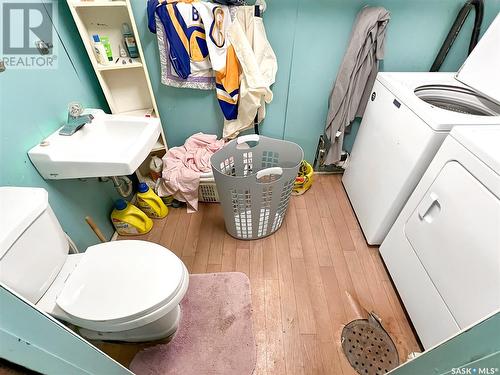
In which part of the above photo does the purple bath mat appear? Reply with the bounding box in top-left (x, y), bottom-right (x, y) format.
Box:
top-left (130, 272), bottom-right (256, 375)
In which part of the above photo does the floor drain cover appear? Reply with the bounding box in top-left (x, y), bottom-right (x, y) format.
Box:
top-left (341, 314), bottom-right (399, 375)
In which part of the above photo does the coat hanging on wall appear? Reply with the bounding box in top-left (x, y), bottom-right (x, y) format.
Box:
top-left (223, 5), bottom-right (277, 138)
top-left (324, 6), bottom-right (390, 164)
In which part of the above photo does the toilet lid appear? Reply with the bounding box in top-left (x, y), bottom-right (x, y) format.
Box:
top-left (56, 240), bottom-right (185, 323)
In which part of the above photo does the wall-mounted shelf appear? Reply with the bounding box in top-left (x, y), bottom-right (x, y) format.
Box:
top-left (67, 0), bottom-right (167, 173)
top-left (70, 1), bottom-right (127, 8)
top-left (95, 60), bottom-right (143, 71)
top-left (151, 140), bottom-right (166, 152)
top-left (120, 108), bottom-right (155, 117)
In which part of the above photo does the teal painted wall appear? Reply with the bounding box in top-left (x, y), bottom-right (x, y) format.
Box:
top-left (0, 0), bottom-right (117, 251)
top-left (0, 286), bottom-right (131, 374)
top-left (392, 312), bottom-right (500, 374)
top-left (131, 0), bottom-right (500, 162)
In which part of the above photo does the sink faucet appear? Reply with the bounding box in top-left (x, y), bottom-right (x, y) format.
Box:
top-left (59, 103), bottom-right (94, 136)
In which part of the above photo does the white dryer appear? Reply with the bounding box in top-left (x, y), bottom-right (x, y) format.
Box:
top-left (380, 125), bottom-right (500, 349)
top-left (342, 13), bottom-right (500, 245)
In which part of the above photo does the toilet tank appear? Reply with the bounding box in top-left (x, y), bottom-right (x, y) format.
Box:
top-left (0, 187), bottom-right (68, 304)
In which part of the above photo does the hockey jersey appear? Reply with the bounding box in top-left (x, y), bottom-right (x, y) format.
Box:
top-left (193, 2), bottom-right (240, 120)
top-left (154, 14), bottom-right (215, 90)
top-left (215, 45), bottom-right (240, 120)
top-left (149, 0), bottom-right (240, 121)
top-left (148, 0), bottom-right (211, 79)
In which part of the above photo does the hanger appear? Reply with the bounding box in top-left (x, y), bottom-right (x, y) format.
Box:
top-left (254, 0), bottom-right (266, 16)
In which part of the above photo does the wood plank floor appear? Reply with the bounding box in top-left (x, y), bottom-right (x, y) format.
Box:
top-left (101, 174), bottom-right (421, 374)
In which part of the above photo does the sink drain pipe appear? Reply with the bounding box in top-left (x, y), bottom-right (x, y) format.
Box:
top-left (110, 176), bottom-right (133, 197)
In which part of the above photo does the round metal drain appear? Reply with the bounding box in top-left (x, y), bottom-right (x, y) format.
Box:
top-left (341, 315), bottom-right (399, 375)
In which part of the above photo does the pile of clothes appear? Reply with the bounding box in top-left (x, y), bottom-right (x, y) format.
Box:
top-left (157, 133), bottom-right (225, 212)
top-left (147, 0), bottom-right (277, 139)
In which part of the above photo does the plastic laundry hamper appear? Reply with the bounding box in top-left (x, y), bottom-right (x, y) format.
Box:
top-left (211, 134), bottom-right (303, 240)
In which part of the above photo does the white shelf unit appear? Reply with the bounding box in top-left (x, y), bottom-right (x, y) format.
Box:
top-left (95, 60), bottom-right (143, 71)
top-left (70, 1), bottom-right (127, 7)
top-left (67, 0), bottom-right (167, 164)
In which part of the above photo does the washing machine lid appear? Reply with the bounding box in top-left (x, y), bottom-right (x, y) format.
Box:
top-left (56, 240), bottom-right (185, 323)
top-left (0, 187), bottom-right (48, 258)
top-left (451, 125), bottom-right (500, 174)
top-left (456, 13), bottom-right (500, 105)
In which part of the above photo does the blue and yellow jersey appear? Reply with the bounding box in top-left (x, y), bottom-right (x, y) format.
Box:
top-left (216, 45), bottom-right (240, 120)
top-left (148, 0), bottom-right (211, 79)
top-left (149, 0), bottom-right (240, 120)
top-left (193, 2), bottom-right (240, 120)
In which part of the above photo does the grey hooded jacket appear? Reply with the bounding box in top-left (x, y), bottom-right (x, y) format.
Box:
top-left (324, 6), bottom-right (390, 164)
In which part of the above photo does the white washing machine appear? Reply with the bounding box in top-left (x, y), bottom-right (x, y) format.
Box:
top-left (380, 125), bottom-right (500, 349)
top-left (342, 13), bottom-right (500, 245)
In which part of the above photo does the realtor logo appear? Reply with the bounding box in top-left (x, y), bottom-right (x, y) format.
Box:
top-left (1, 0), bottom-right (58, 69)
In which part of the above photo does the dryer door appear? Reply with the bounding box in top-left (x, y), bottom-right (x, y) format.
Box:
top-left (404, 160), bottom-right (500, 328)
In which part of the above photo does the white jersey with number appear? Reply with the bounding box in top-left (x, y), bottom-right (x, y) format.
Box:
top-left (192, 2), bottom-right (232, 72)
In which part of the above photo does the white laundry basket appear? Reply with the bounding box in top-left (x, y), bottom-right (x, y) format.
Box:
top-left (198, 177), bottom-right (220, 202)
top-left (211, 134), bottom-right (303, 240)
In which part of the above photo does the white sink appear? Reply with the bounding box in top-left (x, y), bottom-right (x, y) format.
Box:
top-left (28, 110), bottom-right (161, 179)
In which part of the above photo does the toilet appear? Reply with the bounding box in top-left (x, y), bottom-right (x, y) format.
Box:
top-left (0, 186), bottom-right (189, 342)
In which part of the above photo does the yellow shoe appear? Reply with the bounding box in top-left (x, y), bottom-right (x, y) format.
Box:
top-left (292, 161), bottom-right (313, 196)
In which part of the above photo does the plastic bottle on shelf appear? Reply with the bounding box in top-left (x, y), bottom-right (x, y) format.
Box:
top-left (149, 156), bottom-right (163, 182)
top-left (136, 182), bottom-right (169, 219)
top-left (118, 43), bottom-right (128, 58)
top-left (100, 36), bottom-right (113, 62)
top-left (121, 23), bottom-right (139, 58)
top-left (111, 199), bottom-right (153, 235)
top-left (91, 35), bottom-right (110, 65)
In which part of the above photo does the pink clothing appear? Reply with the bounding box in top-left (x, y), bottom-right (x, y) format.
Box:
top-left (158, 133), bottom-right (225, 212)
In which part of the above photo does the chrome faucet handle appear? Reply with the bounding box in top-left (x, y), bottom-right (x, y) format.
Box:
top-left (68, 102), bottom-right (84, 118)
top-left (60, 103), bottom-right (93, 136)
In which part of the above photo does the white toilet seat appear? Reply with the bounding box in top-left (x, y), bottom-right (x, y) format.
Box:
top-left (61, 268), bottom-right (189, 333)
top-left (55, 240), bottom-right (188, 332)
